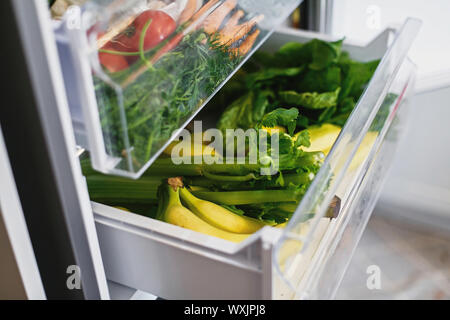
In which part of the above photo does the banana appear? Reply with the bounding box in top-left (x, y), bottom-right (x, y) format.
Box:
top-left (163, 140), bottom-right (216, 157)
top-left (159, 178), bottom-right (249, 243)
top-left (114, 206), bottom-right (130, 212)
top-left (179, 187), bottom-right (267, 234)
top-left (295, 123), bottom-right (341, 155)
top-left (349, 131), bottom-right (378, 171)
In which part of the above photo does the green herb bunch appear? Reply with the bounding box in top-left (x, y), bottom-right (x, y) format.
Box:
top-left (214, 38), bottom-right (380, 132)
top-left (95, 30), bottom-right (241, 171)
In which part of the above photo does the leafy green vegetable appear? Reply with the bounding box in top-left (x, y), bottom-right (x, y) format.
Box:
top-left (259, 108), bottom-right (299, 135)
top-left (275, 42), bottom-right (310, 67)
top-left (294, 130), bottom-right (311, 148)
top-left (96, 30), bottom-right (241, 170)
top-left (279, 88), bottom-right (341, 109)
top-left (318, 106), bottom-right (337, 123)
top-left (86, 36), bottom-right (381, 225)
top-left (270, 38), bottom-right (343, 70)
top-left (370, 93), bottom-right (398, 131)
top-left (141, 107), bottom-right (323, 223)
top-left (297, 65), bottom-right (342, 93)
top-left (246, 67), bottom-right (304, 88)
top-left (202, 37), bottom-right (380, 222)
top-left (214, 37), bottom-right (380, 132)
top-left (217, 90), bottom-right (270, 133)
top-left (339, 60), bottom-right (380, 102)
top-left (308, 39), bottom-right (344, 70)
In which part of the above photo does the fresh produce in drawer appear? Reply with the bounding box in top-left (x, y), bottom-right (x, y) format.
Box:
top-left (214, 39), bottom-right (380, 132)
top-left (297, 123), bottom-right (341, 155)
top-left (97, 9), bottom-right (176, 72)
top-left (84, 107), bottom-right (325, 227)
top-left (92, 0), bottom-right (265, 169)
top-left (98, 42), bottom-right (130, 73)
top-left (157, 178), bottom-right (250, 243)
top-left (178, 0), bottom-right (202, 24)
top-left (82, 15), bottom-right (384, 241)
top-left (179, 186), bottom-right (270, 233)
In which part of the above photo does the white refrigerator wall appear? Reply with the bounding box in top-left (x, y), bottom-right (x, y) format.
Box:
top-left (329, 0), bottom-right (450, 88)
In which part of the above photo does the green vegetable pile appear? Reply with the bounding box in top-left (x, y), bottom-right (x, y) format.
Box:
top-left (84, 37), bottom-right (380, 224)
top-left (96, 30), bottom-right (241, 171)
top-left (214, 38), bottom-right (380, 131)
top-left (83, 108), bottom-right (324, 224)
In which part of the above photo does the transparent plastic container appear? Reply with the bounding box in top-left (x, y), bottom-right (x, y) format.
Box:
top-left (55, 0), bottom-right (302, 178)
top-left (273, 18), bottom-right (422, 299)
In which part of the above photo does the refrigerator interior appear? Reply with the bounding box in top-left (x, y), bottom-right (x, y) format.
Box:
top-left (3, 0), bottom-right (429, 299)
top-left (54, 0), bottom-right (302, 178)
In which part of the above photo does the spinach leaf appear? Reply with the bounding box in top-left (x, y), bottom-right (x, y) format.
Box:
top-left (294, 130), bottom-right (311, 148)
top-left (297, 65), bottom-right (342, 93)
top-left (339, 59), bottom-right (379, 101)
top-left (339, 96), bottom-right (356, 113)
top-left (296, 114), bottom-right (310, 129)
top-left (273, 38), bottom-right (343, 70)
top-left (246, 67), bottom-right (304, 88)
top-left (318, 105), bottom-right (337, 123)
top-left (328, 112), bottom-right (352, 127)
top-left (309, 39), bottom-right (344, 70)
top-left (260, 108), bottom-right (299, 135)
top-left (279, 88), bottom-right (341, 109)
top-left (274, 42), bottom-right (311, 68)
top-left (244, 51), bottom-right (278, 70)
top-left (217, 91), bottom-right (270, 132)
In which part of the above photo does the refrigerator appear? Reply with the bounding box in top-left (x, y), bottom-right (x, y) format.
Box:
top-left (3, 0), bottom-right (446, 300)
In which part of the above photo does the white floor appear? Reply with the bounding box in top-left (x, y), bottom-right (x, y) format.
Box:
top-left (336, 86), bottom-right (450, 300)
top-left (336, 211), bottom-right (450, 299)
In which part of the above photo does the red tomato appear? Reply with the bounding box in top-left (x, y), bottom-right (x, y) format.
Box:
top-left (98, 42), bottom-right (129, 73)
top-left (114, 10), bottom-right (176, 52)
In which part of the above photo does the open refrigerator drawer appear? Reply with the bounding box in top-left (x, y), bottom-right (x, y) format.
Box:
top-left (90, 20), bottom-right (420, 299)
top-left (54, 0), bottom-right (302, 178)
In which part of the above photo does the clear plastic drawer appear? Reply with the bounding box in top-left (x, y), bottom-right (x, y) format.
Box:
top-left (54, 0), bottom-right (302, 178)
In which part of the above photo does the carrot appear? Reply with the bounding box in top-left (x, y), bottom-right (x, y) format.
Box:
top-left (178, 0), bottom-right (199, 24)
top-left (221, 9), bottom-right (244, 33)
top-left (231, 29), bottom-right (260, 57)
top-left (191, 0), bottom-right (219, 22)
top-left (218, 14), bottom-right (264, 46)
top-left (202, 0), bottom-right (237, 34)
top-left (121, 1), bottom-right (222, 88)
top-left (121, 1), bottom-right (261, 88)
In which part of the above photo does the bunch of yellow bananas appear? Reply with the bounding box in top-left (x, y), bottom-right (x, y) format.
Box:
top-left (157, 177), bottom-right (268, 243)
